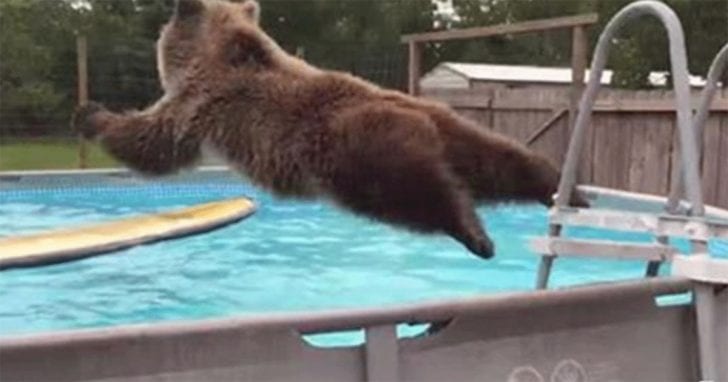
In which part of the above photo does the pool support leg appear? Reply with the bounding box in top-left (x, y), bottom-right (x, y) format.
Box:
top-left (365, 325), bottom-right (400, 382)
top-left (646, 236), bottom-right (668, 277)
top-left (694, 282), bottom-right (719, 381)
top-left (536, 255), bottom-right (555, 290)
top-left (644, 261), bottom-right (661, 277)
top-left (536, 224), bottom-right (562, 289)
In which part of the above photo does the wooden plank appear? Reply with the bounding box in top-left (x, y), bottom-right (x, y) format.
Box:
top-left (76, 34), bottom-right (89, 169)
top-left (433, 87), bottom-right (495, 129)
top-left (401, 13), bottom-right (599, 43)
top-left (490, 97), bottom-right (561, 111)
top-left (490, 88), bottom-right (532, 140)
top-left (593, 98), bottom-right (728, 112)
top-left (439, 97), bottom-right (728, 112)
top-left (423, 93), bottom-right (492, 109)
top-left (718, 112), bottom-right (728, 209)
top-left (457, 109), bottom-right (488, 126)
top-left (408, 42), bottom-right (422, 95)
top-left (495, 87), bottom-right (568, 166)
top-left (616, 112), bottom-right (634, 191)
top-left (530, 112), bottom-right (568, 166)
top-left (526, 108), bottom-right (568, 145)
top-left (592, 111), bottom-right (632, 190)
top-left (492, 110), bottom-right (533, 141)
top-left (658, 90), bottom-right (683, 204)
top-left (628, 117), bottom-right (649, 193)
top-left (628, 114), bottom-right (673, 195)
top-left (701, 114), bottom-right (722, 206)
top-left (648, 115), bottom-right (674, 195)
top-left (569, 25), bottom-right (587, 130)
top-left (425, 86), bottom-right (727, 201)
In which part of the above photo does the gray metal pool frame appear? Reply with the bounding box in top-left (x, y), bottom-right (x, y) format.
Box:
top-left (0, 277), bottom-right (711, 382)
top-left (1, 1), bottom-right (727, 381)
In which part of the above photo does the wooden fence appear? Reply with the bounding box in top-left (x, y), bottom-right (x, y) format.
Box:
top-left (422, 87), bottom-right (728, 208)
top-left (402, 13), bottom-right (596, 141)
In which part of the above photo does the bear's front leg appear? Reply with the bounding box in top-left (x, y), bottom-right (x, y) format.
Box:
top-left (71, 102), bottom-right (201, 176)
top-left (73, 102), bottom-right (109, 140)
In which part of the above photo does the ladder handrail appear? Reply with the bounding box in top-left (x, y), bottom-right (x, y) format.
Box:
top-left (554, 0), bottom-right (705, 217)
top-left (536, 6), bottom-right (726, 378)
top-left (667, 43), bottom-right (728, 212)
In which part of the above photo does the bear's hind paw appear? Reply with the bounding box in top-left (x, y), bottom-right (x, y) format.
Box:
top-left (461, 235), bottom-right (495, 260)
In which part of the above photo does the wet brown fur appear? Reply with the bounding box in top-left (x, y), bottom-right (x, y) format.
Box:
top-left (74, 0), bottom-right (583, 259)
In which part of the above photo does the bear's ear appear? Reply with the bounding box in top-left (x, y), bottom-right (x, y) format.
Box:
top-left (239, 0), bottom-right (260, 24)
top-left (226, 32), bottom-right (270, 68)
top-left (174, 0), bottom-right (204, 20)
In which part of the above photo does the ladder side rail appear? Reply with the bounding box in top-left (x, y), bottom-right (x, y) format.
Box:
top-left (667, 43), bottom-right (728, 213)
top-left (537, 0), bottom-right (703, 290)
top-left (554, 0), bottom-right (703, 216)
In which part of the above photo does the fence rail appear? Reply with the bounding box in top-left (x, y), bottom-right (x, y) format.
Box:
top-left (423, 87), bottom-right (728, 209)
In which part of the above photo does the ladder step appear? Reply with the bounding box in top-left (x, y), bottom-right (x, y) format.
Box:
top-left (549, 208), bottom-right (728, 240)
top-left (531, 237), bottom-right (676, 261)
top-left (672, 255), bottom-right (728, 284)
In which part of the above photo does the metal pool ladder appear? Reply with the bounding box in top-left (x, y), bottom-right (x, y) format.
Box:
top-left (530, 1), bottom-right (728, 381)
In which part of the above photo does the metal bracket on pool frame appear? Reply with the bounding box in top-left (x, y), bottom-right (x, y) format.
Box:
top-left (529, 2), bottom-right (728, 380)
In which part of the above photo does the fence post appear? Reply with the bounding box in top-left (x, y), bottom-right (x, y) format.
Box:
top-left (570, 25), bottom-right (587, 178)
top-left (76, 33), bottom-right (89, 169)
top-left (408, 42), bottom-right (421, 96)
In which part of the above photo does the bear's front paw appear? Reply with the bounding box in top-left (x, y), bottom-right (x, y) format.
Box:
top-left (72, 101), bottom-right (107, 139)
top-left (569, 190), bottom-right (591, 208)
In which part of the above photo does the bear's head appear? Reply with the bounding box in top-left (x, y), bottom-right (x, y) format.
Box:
top-left (156, 0), bottom-right (278, 92)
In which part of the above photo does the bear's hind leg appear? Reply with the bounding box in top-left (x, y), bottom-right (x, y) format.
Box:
top-left (326, 106), bottom-right (495, 259)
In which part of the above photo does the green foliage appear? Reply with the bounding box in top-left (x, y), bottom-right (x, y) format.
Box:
top-left (588, 0), bottom-right (727, 88)
top-left (259, 0), bottom-right (436, 86)
top-left (442, 0), bottom-right (726, 89)
top-left (80, 0), bottom-right (171, 109)
top-left (0, 0), bottom-right (725, 138)
top-left (0, 0), bottom-right (77, 134)
top-left (442, 0), bottom-right (588, 67)
top-left (609, 37), bottom-right (652, 89)
top-left (0, 0), bottom-right (173, 136)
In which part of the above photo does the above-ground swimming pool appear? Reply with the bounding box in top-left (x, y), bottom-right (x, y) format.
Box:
top-left (1, 170), bottom-right (725, 342)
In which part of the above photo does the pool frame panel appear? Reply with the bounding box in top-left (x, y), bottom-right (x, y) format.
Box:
top-left (0, 277), bottom-right (703, 382)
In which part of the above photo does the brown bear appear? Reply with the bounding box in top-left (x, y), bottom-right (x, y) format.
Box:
top-left (73, 0), bottom-right (584, 260)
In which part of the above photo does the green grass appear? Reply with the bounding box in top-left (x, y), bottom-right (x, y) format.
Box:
top-left (0, 138), bottom-right (118, 171)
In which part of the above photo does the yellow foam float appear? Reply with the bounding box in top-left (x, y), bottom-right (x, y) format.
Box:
top-left (0, 198), bottom-right (256, 270)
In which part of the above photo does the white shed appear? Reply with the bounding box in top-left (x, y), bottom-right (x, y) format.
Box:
top-left (419, 62), bottom-right (706, 91)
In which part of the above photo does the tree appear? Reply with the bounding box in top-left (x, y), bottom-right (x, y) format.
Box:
top-left (440, 0), bottom-right (586, 68)
top-left (259, 0), bottom-right (437, 88)
top-left (1, 0), bottom-right (725, 138)
top-left (0, 0), bottom-right (76, 135)
top-left (436, 0), bottom-right (727, 89)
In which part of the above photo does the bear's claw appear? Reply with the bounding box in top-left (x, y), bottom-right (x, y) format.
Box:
top-left (72, 101), bottom-right (107, 139)
top-left (464, 235), bottom-right (495, 260)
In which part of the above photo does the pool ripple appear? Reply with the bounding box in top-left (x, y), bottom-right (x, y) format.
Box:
top-left (1, 179), bottom-right (724, 338)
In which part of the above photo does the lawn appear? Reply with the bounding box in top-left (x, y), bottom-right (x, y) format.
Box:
top-left (0, 138), bottom-right (118, 171)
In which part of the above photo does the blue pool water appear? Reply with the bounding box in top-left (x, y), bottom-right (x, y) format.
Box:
top-left (0, 172), bottom-right (725, 341)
